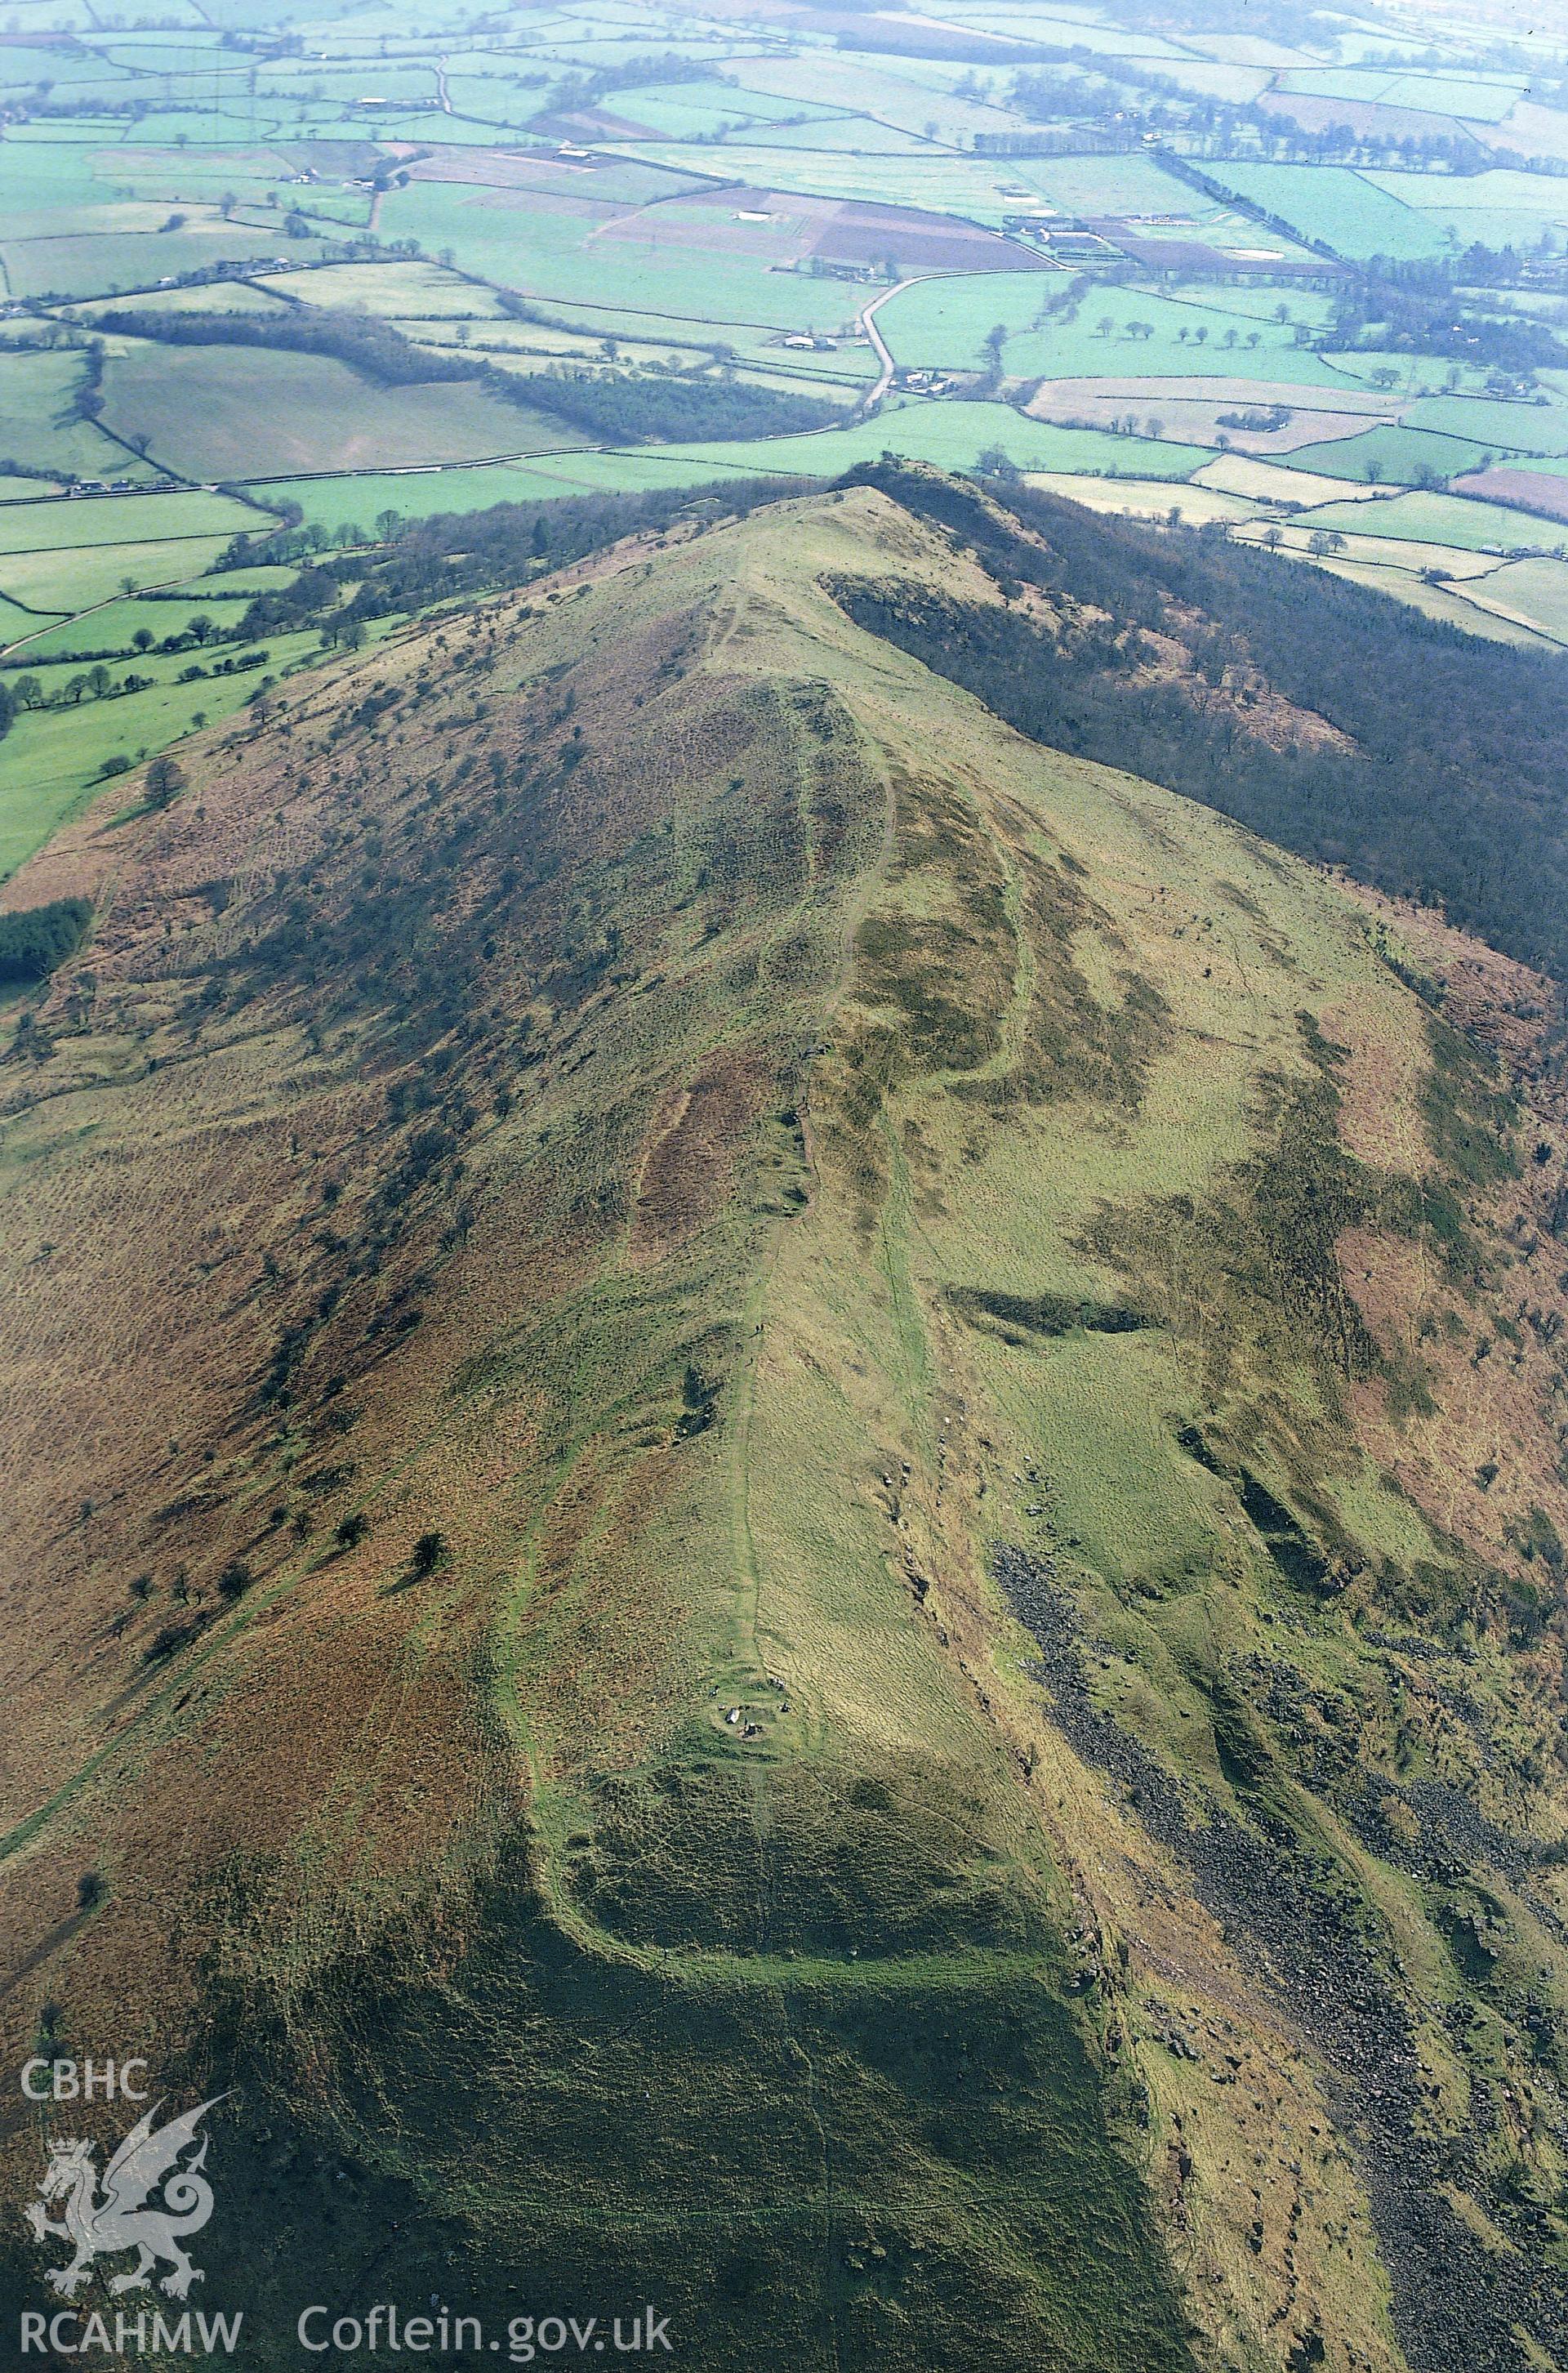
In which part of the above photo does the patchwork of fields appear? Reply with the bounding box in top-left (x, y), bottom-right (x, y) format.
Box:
top-left (6, 0), bottom-right (1568, 872)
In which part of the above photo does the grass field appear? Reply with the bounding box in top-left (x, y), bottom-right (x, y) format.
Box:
top-left (0, 620), bottom-right (326, 877)
top-left (416, 315), bottom-right (871, 386)
top-left (0, 487), bottom-right (254, 553)
top-left (0, 136), bottom-right (118, 230)
top-left (1023, 471), bottom-right (1260, 525)
top-left (1376, 72), bottom-right (1524, 118)
top-left (724, 51), bottom-right (1040, 145)
top-left (1280, 66), bottom-right (1524, 119)
top-left (424, 302), bottom-right (880, 381)
top-left (1030, 381), bottom-right (1391, 448)
top-left (1326, 349), bottom-right (1492, 398)
top-left (258, 259), bottom-right (510, 317)
top-left (74, 277), bottom-right (294, 317)
top-left (740, 115), bottom-right (934, 154)
top-left (662, 402), bottom-right (1212, 484)
top-left (627, 137), bottom-right (1215, 226)
top-left (7, 635), bottom-right (266, 703)
top-left (102, 342), bottom-right (577, 477)
top-left (0, 591), bottom-right (44, 640)
top-left (1234, 519), bottom-right (1508, 575)
top-left (1475, 99), bottom-right (1568, 166)
top-left (1460, 555), bottom-right (1568, 641)
top-left (1196, 163), bottom-right (1451, 260)
top-left (1278, 423), bottom-right (1502, 484)
top-left (1194, 453), bottom-right (1378, 504)
top-left (598, 78), bottom-right (853, 138)
top-left (0, 219), bottom-right (330, 300)
top-left (0, 348), bottom-right (150, 481)
top-left (881, 274), bottom-right (1341, 385)
top-left (1402, 393), bottom-right (1568, 455)
top-left (0, 532), bottom-right (241, 614)
top-left (1311, 551), bottom-right (1548, 646)
top-left (376, 178), bottom-right (855, 333)
top-left (261, 410), bottom-right (1206, 535)
top-left (1009, 149), bottom-right (1210, 214)
top-left (2, 587), bottom-right (269, 658)
top-left (262, 448), bottom-right (781, 536)
top-left (1290, 486), bottom-right (1568, 553)
top-left (1385, 199), bottom-right (1568, 252)
top-left (1366, 165), bottom-right (1568, 221)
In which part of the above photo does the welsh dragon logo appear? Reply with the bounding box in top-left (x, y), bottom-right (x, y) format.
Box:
top-left (26, 2096), bottom-right (225, 2301)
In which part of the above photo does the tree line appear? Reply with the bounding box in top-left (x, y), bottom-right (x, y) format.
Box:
top-left (91, 307), bottom-right (849, 445)
top-left (221, 475), bottom-right (822, 643)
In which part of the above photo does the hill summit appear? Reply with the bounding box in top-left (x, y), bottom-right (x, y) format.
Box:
top-left (3, 475), bottom-right (1568, 2373)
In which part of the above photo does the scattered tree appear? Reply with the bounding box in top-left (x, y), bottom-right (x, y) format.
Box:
top-left (144, 754), bottom-right (187, 810)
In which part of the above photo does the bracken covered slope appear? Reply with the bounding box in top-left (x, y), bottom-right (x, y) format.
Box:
top-left (3, 479), bottom-right (1568, 2373)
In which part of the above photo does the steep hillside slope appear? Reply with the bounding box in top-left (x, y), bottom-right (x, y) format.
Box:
top-left (832, 462), bottom-right (1568, 987)
top-left (2, 481), bottom-right (1568, 2373)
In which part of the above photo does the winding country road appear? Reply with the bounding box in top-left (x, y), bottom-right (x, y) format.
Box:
top-left (858, 277), bottom-right (918, 406)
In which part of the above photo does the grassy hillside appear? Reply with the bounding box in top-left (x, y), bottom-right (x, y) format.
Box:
top-left (2, 484), bottom-right (1568, 2372)
top-left (834, 464), bottom-right (1568, 986)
